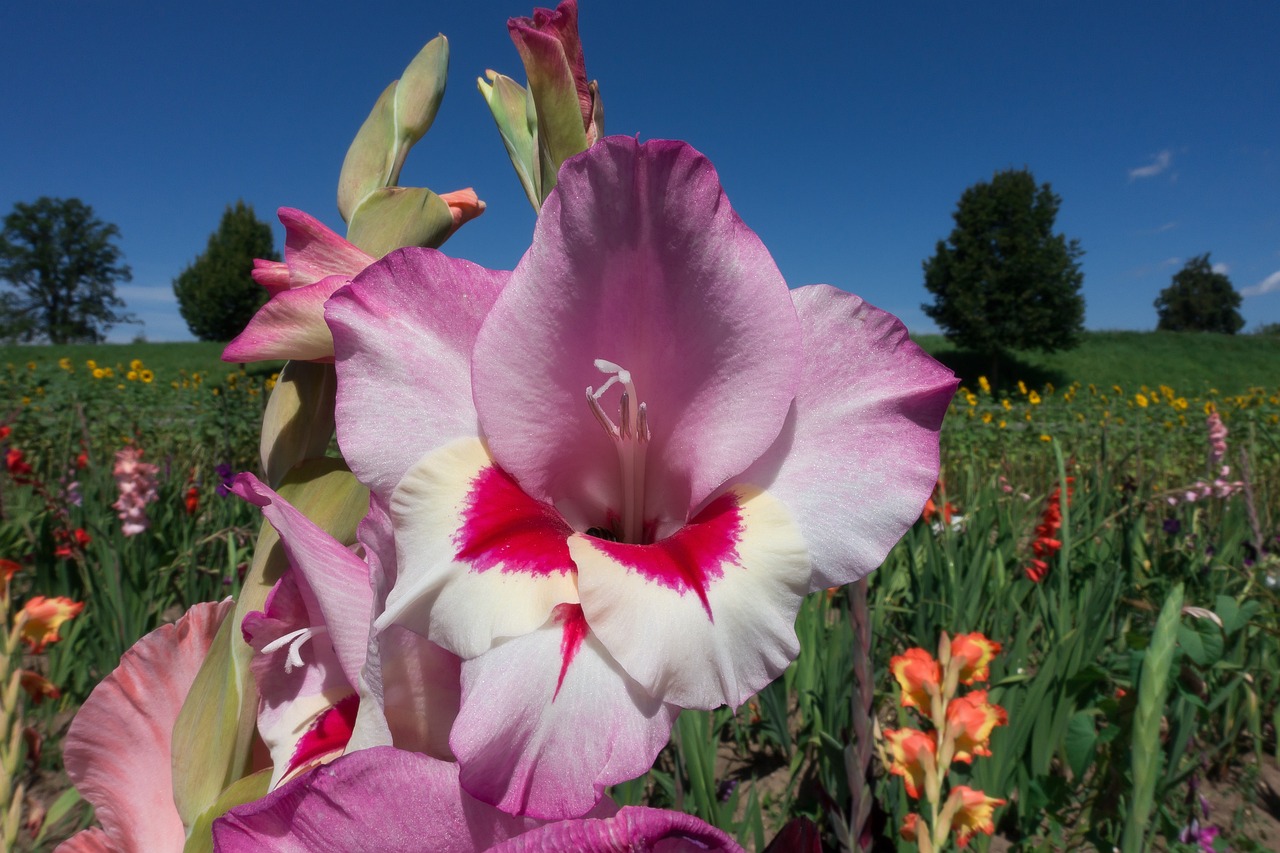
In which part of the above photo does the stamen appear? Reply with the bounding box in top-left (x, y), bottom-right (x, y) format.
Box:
top-left (260, 625), bottom-right (328, 674)
top-left (585, 359), bottom-right (652, 543)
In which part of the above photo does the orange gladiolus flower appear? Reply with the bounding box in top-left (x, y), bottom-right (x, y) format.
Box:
top-left (890, 647), bottom-right (941, 712)
top-left (944, 786), bottom-right (1006, 847)
top-left (19, 670), bottom-right (61, 704)
top-left (945, 689), bottom-right (1008, 763)
top-left (20, 596), bottom-right (84, 652)
top-left (899, 813), bottom-right (921, 842)
top-left (949, 632), bottom-right (1000, 684)
top-left (885, 727), bottom-right (937, 799)
top-left (0, 558), bottom-right (21, 583)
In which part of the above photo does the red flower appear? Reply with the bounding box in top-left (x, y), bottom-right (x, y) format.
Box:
top-left (1024, 478), bottom-right (1072, 582)
top-left (184, 486), bottom-right (200, 515)
top-left (6, 448), bottom-right (33, 482)
top-left (0, 425), bottom-right (10, 440)
top-left (75, 451), bottom-right (89, 469)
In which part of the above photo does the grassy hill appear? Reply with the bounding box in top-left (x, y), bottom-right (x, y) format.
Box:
top-left (2, 331), bottom-right (1278, 397)
top-left (912, 330), bottom-right (1280, 395)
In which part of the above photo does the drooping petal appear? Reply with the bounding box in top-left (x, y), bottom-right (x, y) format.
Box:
top-left (736, 285), bottom-right (957, 590)
top-left (223, 275), bottom-right (351, 363)
top-left (487, 805), bottom-right (744, 853)
top-left (275, 207), bottom-right (375, 290)
top-left (327, 248), bottom-right (508, 501)
top-left (53, 828), bottom-right (112, 853)
top-left (472, 137), bottom-right (803, 525)
top-left (211, 747), bottom-right (539, 853)
top-left (63, 599), bottom-right (234, 852)
top-left (450, 606), bottom-right (676, 819)
top-left (231, 473), bottom-right (372, 689)
top-left (380, 437), bottom-right (579, 659)
top-left (572, 485), bottom-right (808, 710)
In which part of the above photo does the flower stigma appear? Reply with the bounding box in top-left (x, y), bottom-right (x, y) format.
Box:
top-left (585, 358), bottom-right (650, 544)
top-left (260, 625), bottom-right (329, 673)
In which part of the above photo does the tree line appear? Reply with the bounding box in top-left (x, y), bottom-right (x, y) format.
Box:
top-left (0, 186), bottom-right (1257, 345)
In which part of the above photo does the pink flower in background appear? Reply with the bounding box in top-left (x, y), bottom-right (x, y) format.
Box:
top-left (112, 447), bottom-right (159, 536)
top-left (326, 136), bottom-right (956, 817)
top-left (1206, 410), bottom-right (1228, 464)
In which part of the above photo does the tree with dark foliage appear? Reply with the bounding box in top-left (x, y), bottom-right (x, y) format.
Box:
top-left (0, 197), bottom-right (134, 343)
top-left (1154, 254), bottom-right (1243, 334)
top-left (922, 169), bottom-right (1085, 357)
top-left (173, 201), bottom-right (278, 342)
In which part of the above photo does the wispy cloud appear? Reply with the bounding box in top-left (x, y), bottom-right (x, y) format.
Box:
top-left (1241, 270), bottom-right (1280, 298)
top-left (1128, 149), bottom-right (1173, 181)
top-left (1159, 256), bottom-right (1182, 269)
top-left (1212, 262), bottom-right (1230, 275)
top-left (1142, 221), bottom-right (1178, 235)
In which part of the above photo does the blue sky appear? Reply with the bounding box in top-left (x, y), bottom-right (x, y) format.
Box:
top-left (3, 1), bottom-right (1278, 342)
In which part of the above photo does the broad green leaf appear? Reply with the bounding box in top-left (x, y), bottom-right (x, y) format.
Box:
top-left (395, 36), bottom-right (449, 149)
top-left (1177, 619), bottom-right (1223, 667)
top-left (338, 82), bottom-right (398, 222)
top-left (259, 360), bottom-right (337, 488)
top-left (1063, 711), bottom-right (1097, 780)
top-left (183, 769), bottom-right (272, 853)
top-left (346, 186), bottom-right (455, 257)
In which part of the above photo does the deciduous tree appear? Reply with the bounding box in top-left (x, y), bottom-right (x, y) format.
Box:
top-left (173, 202), bottom-right (278, 342)
top-left (922, 169), bottom-right (1085, 356)
top-left (0, 197), bottom-right (133, 343)
top-left (1154, 254), bottom-right (1243, 334)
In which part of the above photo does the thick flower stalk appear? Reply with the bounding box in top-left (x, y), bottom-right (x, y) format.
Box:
top-left (111, 447), bottom-right (159, 537)
top-left (884, 632), bottom-right (1008, 850)
top-left (325, 136), bottom-right (956, 818)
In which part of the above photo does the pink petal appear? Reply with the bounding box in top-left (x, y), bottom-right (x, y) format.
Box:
top-left (451, 609), bottom-right (676, 819)
top-left (381, 438), bottom-right (579, 659)
top-left (736, 286), bottom-right (957, 589)
top-left (471, 137), bottom-right (802, 531)
top-left (211, 747), bottom-right (538, 852)
top-left (276, 207), bottom-right (374, 289)
top-left (63, 599), bottom-right (235, 852)
top-left (53, 828), bottom-right (112, 852)
top-left (252, 258), bottom-right (290, 296)
top-left (572, 485), bottom-right (808, 710)
top-left (231, 473), bottom-right (372, 690)
top-left (223, 274), bottom-right (349, 363)
top-left (487, 805), bottom-right (744, 853)
top-left (327, 248), bottom-right (508, 501)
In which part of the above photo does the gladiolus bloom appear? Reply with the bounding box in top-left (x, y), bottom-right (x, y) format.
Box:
top-left (885, 728), bottom-right (937, 799)
top-left (508, 0), bottom-right (600, 143)
top-left (943, 786), bottom-right (1005, 848)
top-left (112, 447), bottom-right (159, 536)
top-left (949, 633), bottom-right (1001, 685)
top-left (945, 689), bottom-right (1007, 763)
top-left (184, 486), bottom-right (199, 515)
top-left (0, 558), bottom-right (20, 583)
top-left (19, 595), bottom-right (84, 652)
top-left (899, 813), bottom-right (921, 843)
top-left (326, 136), bottom-right (956, 817)
top-left (890, 647), bottom-right (941, 712)
top-left (19, 670), bottom-right (60, 704)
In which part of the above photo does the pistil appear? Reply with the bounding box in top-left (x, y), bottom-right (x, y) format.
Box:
top-left (585, 359), bottom-right (650, 543)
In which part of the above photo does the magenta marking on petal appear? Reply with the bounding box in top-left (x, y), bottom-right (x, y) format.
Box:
top-left (586, 492), bottom-right (744, 619)
top-left (552, 603), bottom-right (588, 701)
top-left (285, 693), bottom-right (359, 778)
top-left (454, 465), bottom-right (576, 577)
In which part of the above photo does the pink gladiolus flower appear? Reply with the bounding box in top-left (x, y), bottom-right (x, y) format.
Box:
top-left (325, 137), bottom-right (956, 818)
top-left (112, 447), bottom-right (159, 536)
top-left (1206, 410), bottom-right (1227, 465)
top-left (509, 1), bottom-right (599, 142)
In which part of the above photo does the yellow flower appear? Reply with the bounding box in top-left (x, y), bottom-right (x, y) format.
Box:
top-left (1204, 401), bottom-right (1215, 415)
top-left (58, 357), bottom-right (72, 371)
top-left (998, 420), bottom-right (1006, 429)
top-left (977, 375), bottom-right (990, 394)
top-left (1028, 391), bottom-right (1041, 405)
top-left (964, 392), bottom-right (978, 407)
top-left (140, 369), bottom-right (154, 383)
top-left (1001, 399), bottom-right (1011, 411)
top-left (1017, 381), bottom-right (1027, 396)
top-left (103, 366), bottom-right (114, 378)
top-left (1135, 393), bottom-right (1148, 408)
top-left (129, 358), bottom-right (143, 371)
top-left (86, 359), bottom-right (97, 370)
top-left (126, 370), bottom-right (139, 381)
top-left (92, 368), bottom-right (105, 380)
top-left (25, 361), bottom-right (36, 371)
top-left (1039, 434), bottom-right (1051, 442)
top-left (982, 412), bottom-right (993, 424)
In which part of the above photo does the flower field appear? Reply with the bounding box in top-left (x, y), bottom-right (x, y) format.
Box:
top-left (1, 342), bottom-right (1277, 850)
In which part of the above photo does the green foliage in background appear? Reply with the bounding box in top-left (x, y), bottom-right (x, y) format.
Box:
top-left (0, 197), bottom-right (134, 345)
top-left (922, 168), bottom-right (1085, 358)
top-left (173, 201), bottom-right (278, 342)
top-left (1155, 253), bottom-right (1245, 334)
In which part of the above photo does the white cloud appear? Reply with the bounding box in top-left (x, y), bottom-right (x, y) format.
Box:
top-left (1241, 270), bottom-right (1280, 298)
top-left (1128, 149), bottom-right (1173, 181)
top-left (1212, 262), bottom-right (1230, 275)
top-left (1159, 256), bottom-right (1182, 268)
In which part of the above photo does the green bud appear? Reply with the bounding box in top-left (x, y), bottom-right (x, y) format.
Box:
top-left (345, 186), bottom-right (455, 258)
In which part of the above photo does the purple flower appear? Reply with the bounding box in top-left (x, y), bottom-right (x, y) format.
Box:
top-left (215, 463), bottom-right (234, 497)
top-left (1163, 517), bottom-right (1182, 536)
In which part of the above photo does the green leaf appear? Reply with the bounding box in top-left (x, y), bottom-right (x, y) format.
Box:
top-left (395, 36), bottom-right (449, 149)
top-left (182, 769), bottom-right (273, 853)
top-left (259, 360), bottom-right (337, 488)
top-left (32, 787), bottom-right (83, 846)
top-left (479, 72), bottom-right (540, 210)
top-left (1064, 711), bottom-right (1098, 780)
top-left (345, 186), bottom-right (455, 257)
top-left (337, 83), bottom-right (398, 223)
top-left (1177, 620), bottom-right (1223, 667)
